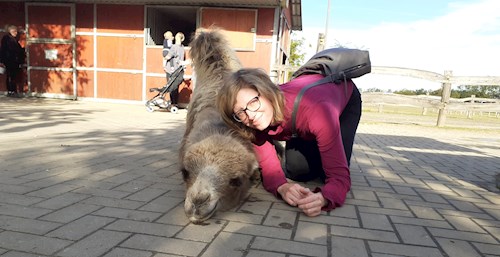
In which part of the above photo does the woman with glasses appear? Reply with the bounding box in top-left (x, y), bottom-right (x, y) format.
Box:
top-left (217, 68), bottom-right (361, 217)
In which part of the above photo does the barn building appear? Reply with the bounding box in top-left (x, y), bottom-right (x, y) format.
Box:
top-left (0, 0), bottom-right (302, 106)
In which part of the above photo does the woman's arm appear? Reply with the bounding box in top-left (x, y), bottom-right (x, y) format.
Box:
top-left (308, 102), bottom-right (351, 211)
top-left (253, 139), bottom-right (288, 196)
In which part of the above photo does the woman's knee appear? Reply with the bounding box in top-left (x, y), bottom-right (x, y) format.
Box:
top-left (284, 139), bottom-right (323, 181)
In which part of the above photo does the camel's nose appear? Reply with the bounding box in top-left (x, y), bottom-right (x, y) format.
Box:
top-left (192, 192), bottom-right (210, 208)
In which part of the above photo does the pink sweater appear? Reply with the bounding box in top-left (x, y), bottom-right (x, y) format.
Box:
top-left (253, 74), bottom-right (354, 211)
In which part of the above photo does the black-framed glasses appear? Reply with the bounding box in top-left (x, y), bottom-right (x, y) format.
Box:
top-left (232, 94), bottom-right (261, 122)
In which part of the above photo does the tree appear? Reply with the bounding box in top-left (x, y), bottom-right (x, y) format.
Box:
top-left (289, 33), bottom-right (306, 67)
top-left (429, 88), bottom-right (442, 96)
top-left (393, 88), bottom-right (429, 95)
top-left (455, 85), bottom-right (500, 98)
top-left (401, 86), bottom-right (500, 99)
top-left (286, 33), bottom-right (307, 79)
top-left (365, 87), bottom-right (383, 93)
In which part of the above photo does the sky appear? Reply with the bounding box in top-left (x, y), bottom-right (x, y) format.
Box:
top-left (297, 0), bottom-right (500, 91)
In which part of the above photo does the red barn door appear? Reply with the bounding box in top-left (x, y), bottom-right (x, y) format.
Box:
top-left (26, 3), bottom-right (76, 99)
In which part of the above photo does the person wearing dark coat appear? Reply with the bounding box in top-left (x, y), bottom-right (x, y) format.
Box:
top-left (0, 25), bottom-right (24, 96)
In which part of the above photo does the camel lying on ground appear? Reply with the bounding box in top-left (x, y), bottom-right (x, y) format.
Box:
top-left (179, 29), bottom-right (259, 224)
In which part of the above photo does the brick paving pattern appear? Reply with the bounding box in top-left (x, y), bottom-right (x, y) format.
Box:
top-left (0, 96), bottom-right (499, 257)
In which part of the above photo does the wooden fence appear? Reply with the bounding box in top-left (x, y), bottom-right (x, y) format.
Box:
top-left (362, 93), bottom-right (500, 119)
top-left (273, 65), bottom-right (500, 127)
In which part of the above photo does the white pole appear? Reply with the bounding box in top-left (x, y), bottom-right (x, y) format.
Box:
top-left (324, 0), bottom-right (331, 47)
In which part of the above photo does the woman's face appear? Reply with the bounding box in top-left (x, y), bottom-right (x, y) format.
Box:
top-left (9, 28), bottom-right (17, 37)
top-left (233, 87), bottom-right (274, 131)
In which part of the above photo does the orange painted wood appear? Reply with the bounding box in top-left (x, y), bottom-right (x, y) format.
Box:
top-left (77, 70), bottom-right (94, 97)
top-left (146, 47), bottom-right (164, 74)
top-left (28, 5), bottom-right (71, 39)
top-left (97, 4), bottom-right (143, 34)
top-left (201, 8), bottom-right (256, 50)
top-left (256, 8), bottom-right (274, 36)
top-left (28, 43), bottom-right (73, 68)
top-left (0, 2), bottom-right (25, 29)
top-left (76, 4), bottom-right (94, 33)
top-left (146, 76), bottom-right (167, 99)
top-left (0, 1), bottom-right (27, 93)
top-left (97, 71), bottom-right (141, 100)
top-left (96, 36), bottom-right (142, 70)
top-left (4, 2), bottom-right (282, 102)
top-left (30, 69), bottom-right (73, 94)
top-left (76, 35), bottom-right (94, 67)
top-left (237, 42), bottom-right (272, 73)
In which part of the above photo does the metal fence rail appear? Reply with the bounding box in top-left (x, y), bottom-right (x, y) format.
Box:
top-left (273, 64), bottom-right (500, 127)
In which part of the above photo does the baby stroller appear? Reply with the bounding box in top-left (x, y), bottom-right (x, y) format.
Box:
top-left (145, 65), bottom-right (184, 113)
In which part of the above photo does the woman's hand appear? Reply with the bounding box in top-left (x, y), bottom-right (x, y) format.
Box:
top-left (277, 183), bottom-right (308, 207)
top-left (296, 187), bottom-right (327, 217)
top-left (277, 183), bottom-right (327, 216)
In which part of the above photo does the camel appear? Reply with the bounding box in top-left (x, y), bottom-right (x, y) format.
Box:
top-left (179, 29), bottom-right (259, 224)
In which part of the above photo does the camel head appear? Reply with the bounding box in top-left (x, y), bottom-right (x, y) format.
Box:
top-left (181, 134), bottom-right (259, 224)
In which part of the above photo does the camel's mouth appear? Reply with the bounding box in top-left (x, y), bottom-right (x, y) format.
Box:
top-left (185, 198), bottom-right (219, 224)
top-left (189, 205), bottom-right (217, 224)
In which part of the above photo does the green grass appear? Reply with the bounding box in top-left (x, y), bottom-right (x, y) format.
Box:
top-left (363, 104), bottom-right (499, 121)
top-left (361, 104), bottom-right (500, 131)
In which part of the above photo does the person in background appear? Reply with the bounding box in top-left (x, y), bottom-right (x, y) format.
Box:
top-left (0, 25), bottom-right (24, 97)
top-left (162, 31), bottom-right (173, 62)
top-left (216, 68), bottom-right (362, 217)
top-left (163, 32), bottom-right (185, 106)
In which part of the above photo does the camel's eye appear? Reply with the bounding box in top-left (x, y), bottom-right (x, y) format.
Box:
top-left (181, 168), bottom-right (190, 181)
top-left (229, 177), bottom-right (242, 187)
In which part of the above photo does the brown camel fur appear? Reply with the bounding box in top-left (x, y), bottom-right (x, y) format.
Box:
top-left (179, 29), bottom-right (259, 224)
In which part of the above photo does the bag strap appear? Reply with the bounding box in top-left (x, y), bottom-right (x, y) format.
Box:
top-left (290, 75), bottom-right (337, 138)
top-left (290, 62), bottom-right (365, 138)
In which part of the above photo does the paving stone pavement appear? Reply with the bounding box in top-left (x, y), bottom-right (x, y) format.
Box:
top-left (0, 96), bottom-right (499, 257)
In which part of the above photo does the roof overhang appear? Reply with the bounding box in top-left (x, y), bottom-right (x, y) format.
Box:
top-left (27, 0), bottom-right (281, 6)
top-left (289, 0), bottom-right (302, 30)
top-left (26, 0), bottom-right (302, 31)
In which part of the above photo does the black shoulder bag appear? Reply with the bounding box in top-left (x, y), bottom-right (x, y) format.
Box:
top-left (290, 47), bottom-right (371, 138)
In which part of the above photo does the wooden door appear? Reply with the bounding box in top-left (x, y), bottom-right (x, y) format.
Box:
top-left (200, 8), bottom-right (257, 51)
top-left (26, 3), bottom-right (76, 99)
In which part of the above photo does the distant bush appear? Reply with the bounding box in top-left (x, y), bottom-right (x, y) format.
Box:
top-left (394, 86), bottom-right (500, 99)
top-left (394, 88), bottom-right (428, 95)
top-left (364, 87), bottom-right (384, 93)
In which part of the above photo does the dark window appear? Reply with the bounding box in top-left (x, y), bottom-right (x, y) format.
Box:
top-left (145, 6), bottom-right (197, 46)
